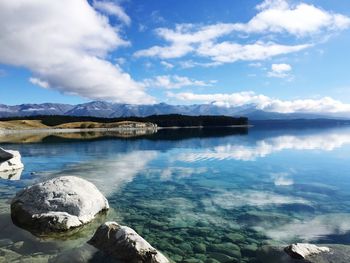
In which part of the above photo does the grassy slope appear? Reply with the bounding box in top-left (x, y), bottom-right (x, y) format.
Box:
top-left (0, 120), bottom-right (49, 129)
top-left (0, 120), bottom-right (152, 130)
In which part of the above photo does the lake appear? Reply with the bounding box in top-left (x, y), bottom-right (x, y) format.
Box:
top-left (1, 126), bottom-right (350, 262)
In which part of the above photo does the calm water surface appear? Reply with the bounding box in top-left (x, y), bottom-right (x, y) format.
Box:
top-left (1, 126), bottom-right (350, 262)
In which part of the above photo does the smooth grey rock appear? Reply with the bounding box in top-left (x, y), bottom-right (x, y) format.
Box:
top-left (284, 243), bottom-right (329, 259)
top-left (257, 244), bottom-right (350, 263)
top-left (0, 148), bottom-right (24, 172)
top-left (88, 221), bottom-right (169, 263)
top-left (11, 176), bottom-right (109, 233)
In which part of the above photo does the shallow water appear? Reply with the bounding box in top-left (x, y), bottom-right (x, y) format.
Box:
top-left (1, 126), bottom-right (350, 262)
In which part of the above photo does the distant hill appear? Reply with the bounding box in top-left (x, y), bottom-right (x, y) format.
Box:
top-left (0, 119), bottom-right (156, 130)
top-left (1, 101), bottom-right (349, 120)
top-left (0, 114), bottom-right (248, 128)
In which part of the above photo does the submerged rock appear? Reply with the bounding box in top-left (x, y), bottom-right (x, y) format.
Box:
top-left (49, 243), bottom-right (120, 263)
top-left (284, 243), bottom-right (330, 259)
top-left (0, 148), bottom-right (24, 172)
top-left (88, 221), bottom-right (169, 263)
top-left (11, 176), bottom-right (109, 233)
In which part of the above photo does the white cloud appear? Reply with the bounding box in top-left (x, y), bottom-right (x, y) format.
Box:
top-left (143, 75), bottom-right (213, 89)
top-left (135, 30), bottom-right (310, 62)
top-left (268, 63), bottom-right (292, 78)
top-left (196, 41), bottom-right (309, 64)
top-left (160, 61), bottom-right (174, 69)
top-left (168, 91), bottom-right (350, 113)
top-left (155, 23), bottom-right (236, 44)
top-left (179, 60), bottom-right (222, 69)
top-left (134, 0), bottom-right (349, 64)
top-left (29, 77), bottom-right (50, 89)
top-left (271, 63), bottom-right (292, 72)
top-left (92, 0), bottom-right (131, 26)
top-left (249, 0), bottom-right (350, 36)
top-left (135, 43), bottom-right (194, 59)
top-left (0, 0), bottom-right (155, 104)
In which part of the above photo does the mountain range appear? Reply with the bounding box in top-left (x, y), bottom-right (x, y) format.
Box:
top-left (0, 101), bottom-right (348, 120)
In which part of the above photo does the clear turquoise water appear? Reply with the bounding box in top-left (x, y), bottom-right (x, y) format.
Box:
top-left (1, 126), bottom-right (350, 262)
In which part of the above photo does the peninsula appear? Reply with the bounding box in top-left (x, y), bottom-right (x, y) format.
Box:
top-left (0, 114), bottom-right (248, 132)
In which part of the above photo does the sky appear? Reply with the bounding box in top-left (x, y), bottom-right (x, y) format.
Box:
top-left (0, 0), bottom-right (350, 114)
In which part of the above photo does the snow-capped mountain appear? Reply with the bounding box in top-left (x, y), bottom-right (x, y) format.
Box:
top-left (0, 103), bottom-right (73, 117)
top-left (0, 101), bottom-right (348, 120)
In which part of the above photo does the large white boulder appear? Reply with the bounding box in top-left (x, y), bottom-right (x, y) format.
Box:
top-left (88, 221), bottom-right (169, 263)
top-left (284, 243), bottom-right (330, 259)
top-left (11, 176), bottom-right (109, 233)
top-left (0, 148), bottom-right (24, 172)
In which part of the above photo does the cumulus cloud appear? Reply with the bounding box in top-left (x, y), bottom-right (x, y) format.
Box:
top-left (134, 0), bottom-right (349, 64)
top-left (0, 0), bottom-right (155, 104)
top-left (268, 63), bottom-right (292, 78)
top-left (168, 91), bottom-right (350, 113)
top-left (92, 0), bottom-right (131, 26)
top-left (143, 75), bottom-right (214, 89)
top-left (242, 0), bottom-right (350, 36)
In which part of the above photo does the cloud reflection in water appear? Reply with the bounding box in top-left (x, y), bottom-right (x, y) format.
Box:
top-left (177, 132), bottom-right (350, 162)
top-left (49, 151), bottom-right (158, 197)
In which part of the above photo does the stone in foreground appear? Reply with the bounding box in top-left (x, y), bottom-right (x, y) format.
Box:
top-left (11, 176), bottom-right (109, 233)
top-left (256, 244), bottom-right (350, 263)
top-left (0, 148), bottom-right (24, 172)
top-left (284, 243), bottom-right (330, 259)
top-left (88, 221), bottom-right (169, 263)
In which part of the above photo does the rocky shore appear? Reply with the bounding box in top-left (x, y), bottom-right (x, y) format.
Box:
top-left (9, 173), bottom-right (170, 263)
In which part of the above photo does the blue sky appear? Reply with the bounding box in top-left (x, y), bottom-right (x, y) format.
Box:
top-left (0, 0), bottom-right (350, 114)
